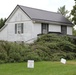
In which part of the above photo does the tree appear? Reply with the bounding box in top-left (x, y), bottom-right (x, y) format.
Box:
top-left (0, 18), bottom-right (6, 29)
top-left (57, 5), bottom-right (71, 19)
top-left (71, 0), bottom-right (76, 25)
top-left (73, 28), bottom-right (76, 35)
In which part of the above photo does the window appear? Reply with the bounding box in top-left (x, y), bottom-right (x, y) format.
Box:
top-left (61, 25), bottom-right (67, 35)
top-left (15, 23), bottom-right (23, 34)
top-left (41, 23), bottom-right (49, 34)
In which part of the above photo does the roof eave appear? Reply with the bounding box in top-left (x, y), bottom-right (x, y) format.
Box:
top-left (32, 19), bottom-right (73, 26)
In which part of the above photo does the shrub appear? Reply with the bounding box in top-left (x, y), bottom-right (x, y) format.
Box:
top-left (9, 52), bottom-right (21, 62)
top-left (0, 49), bottom-right (8, 63)
top-left (0, 34), bottom-right (76, 63)
top-left (36, 34), bottom-right (61, 43)
top-left (57, 41), bottom-right (76, 52)
top-left (34, 49), bottom-right (51, 61)
top-left (8, 43), bottom-right (31, 62)
top-left (65, 52), bottom-right (76, 60)
top-left (24, 51), bottom-right (41, 61)
top-left (33, 34), bottom-right (76, 61)
top-left (51, 52), bottom-right (66, 61)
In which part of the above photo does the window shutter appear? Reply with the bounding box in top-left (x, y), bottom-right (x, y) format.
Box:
top-left (15, 24), bottom-right (17, 34)
top-left (21, 23), bottom-right (23, 33)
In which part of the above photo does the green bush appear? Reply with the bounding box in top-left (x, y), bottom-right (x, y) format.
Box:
top-left (34, 49), bottom-right (51, 61)
top-left (0, 49), bottom-right (8, 63)
top-left (8, 43), bottom-right (31, 62)
top-left (57, 41), bottom-right (76, 52)
top-left (65, 52), bottom-right (76, 60)
top-left (9, 51), bottom-right (21, 62)
top-left (33, 34), bottom-right (76, 61)
top-left (24, 51), bottom-right (41, 61)
top-left (0, 34), bottom-right (76, 63)
top-left (36, 34), bottom-right (61, 43)
top-left (51, 52), bottom-right (66, 61)
top-left (0, 41), bottom-right (30, 63)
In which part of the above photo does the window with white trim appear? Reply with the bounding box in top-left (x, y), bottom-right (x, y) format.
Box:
top-left (41, 23), bottom-right (49, 34)
top-left (15, 23), bottom-right (23, 34)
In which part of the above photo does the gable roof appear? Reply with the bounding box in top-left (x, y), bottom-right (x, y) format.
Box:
top-left (18, 5), bottom-right (73, 26)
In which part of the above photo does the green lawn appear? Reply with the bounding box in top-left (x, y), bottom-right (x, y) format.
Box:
top-left (0, 61), bottom-right (76, 75)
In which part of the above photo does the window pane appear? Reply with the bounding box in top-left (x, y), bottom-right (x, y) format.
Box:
top-left (42, 23), bottom-right (48, 34)
top-left (15, 23), bottom-right (23, 34)
top-left (43, 25), bottom-right (46, 29)
top-left (18, 24), bottom-right (22, 34)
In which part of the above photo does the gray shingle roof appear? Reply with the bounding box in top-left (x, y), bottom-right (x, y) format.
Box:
top-left (18, 5), bottom-right (73, 26)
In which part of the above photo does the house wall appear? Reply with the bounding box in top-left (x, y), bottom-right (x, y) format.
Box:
top-left (6, 7), bottom-right (30, 23)
top-left (34, 23), bottom-right (41, 37)
top-left (0, 6), bottom-right (73, 43)
top-left (49, 24), bottom-right (61, 32)
top-left (0, 8), bottom-right (35, 43)
top-left (67, 26), bottom-right (72, 35)
top-left (49, 24), bottom-right (72, 35)
top-left (0, 25), bottom-right (8, 40)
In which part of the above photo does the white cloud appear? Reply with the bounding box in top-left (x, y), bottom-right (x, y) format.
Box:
top-left (48, 0), bottom-right (74, 11)
top-left (0, 0), bottom-right (75, 18)
top-left (17, 0), bottom-right (50, 11)
top-left (0, 0), bottom-right (50, 18)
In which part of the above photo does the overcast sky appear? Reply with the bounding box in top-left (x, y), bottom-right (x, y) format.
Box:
top-left (0, 0), bottom-right (75, 18)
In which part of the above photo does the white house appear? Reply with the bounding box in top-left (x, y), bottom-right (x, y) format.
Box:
top-left (0, 5), bottom-right (73, 43)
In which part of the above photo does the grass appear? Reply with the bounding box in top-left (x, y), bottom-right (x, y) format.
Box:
top-left (0, 61), bottom-right (76, 75)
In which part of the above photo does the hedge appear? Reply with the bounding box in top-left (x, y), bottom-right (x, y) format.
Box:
top-left (0, 34), bottom-right (76, 63)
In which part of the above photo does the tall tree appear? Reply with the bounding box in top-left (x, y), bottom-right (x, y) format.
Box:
top-left (73, 28), bottom-right (76, 35)
top-left (71, 0), bottom-right (76, 25)
top-left (0, 18), bottom-right (6, 29)
top-left (57, 5), bottom-right (70, 19)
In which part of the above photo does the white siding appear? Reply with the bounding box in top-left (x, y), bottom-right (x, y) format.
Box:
top-left (0, 25), bottom-right (8, 41)
top-left (0, 6), bottom-right (73, 43)
top-left (0, 7), bottom-right (35, 43)
top-left (7, 8), bottom-right (30, 23)
top-left (49, 24), bottom-right (61, 32)
top-left (5, 21), bottom-right (34, 42)
top-left (34, 23), bottom-right (41, 37)
top-left (67, 26), bottom-right (72, 35)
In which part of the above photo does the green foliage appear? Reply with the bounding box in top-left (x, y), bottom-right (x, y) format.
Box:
top-left (57, 41), bottom-right (76, 52)
top-left (32, 34), bottom-right (76, 61)
top-left (58, 5), bottom-right (69, 16)
top-left (71, 0), bottom-right (76, 25)
top-left (57, 5), bottom-right (71, 20)
top-left (0, 41), bottom-right (41, 63)
top-left (73, 28), bottom-right (76, 35)
top-left (65, 52), bottom-right (76, 60)
top-left (0, 41), bottom-right (8, 63)
top-left (0, 50), bottom-right (7, 63)
top-left (0, 18), bottom-right (6, 29)
top-left (9, 49), bottom-right (22, 62)
top-left (24, 51), bottom-right (41, 61)
top-left (0, 34), bottom-right (76, 63)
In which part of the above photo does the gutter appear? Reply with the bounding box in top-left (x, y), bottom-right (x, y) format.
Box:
top-left (32, 19), bottom-right (74, 26)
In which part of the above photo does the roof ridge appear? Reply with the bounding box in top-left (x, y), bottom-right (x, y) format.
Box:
top-left (17, 4), bottom-right (73, 26)
top-left (18, 5), bottom-right (61, 15)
